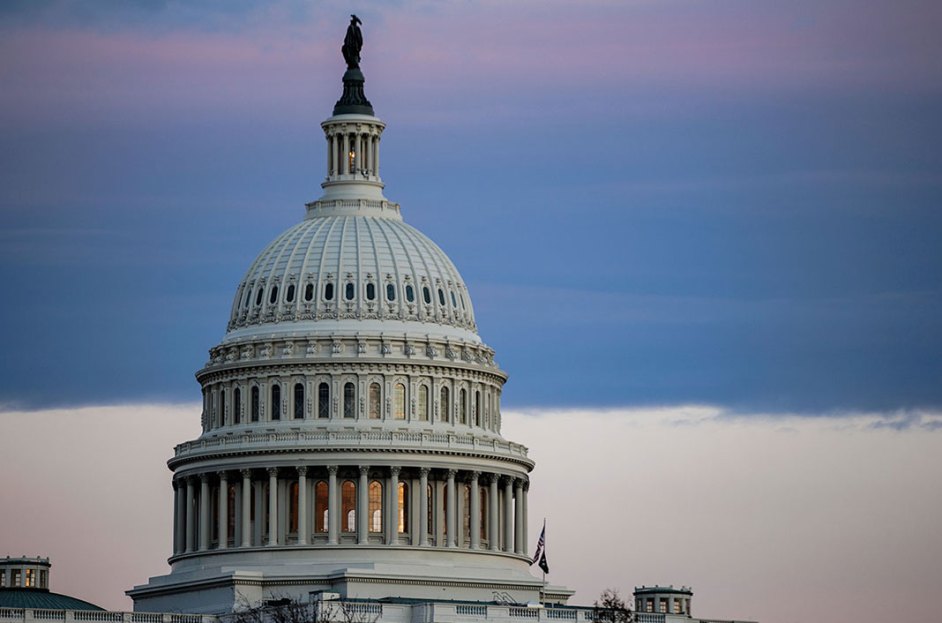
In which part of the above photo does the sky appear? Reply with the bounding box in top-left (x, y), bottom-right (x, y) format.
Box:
top-left (1, 1), bottom-right (941, 622)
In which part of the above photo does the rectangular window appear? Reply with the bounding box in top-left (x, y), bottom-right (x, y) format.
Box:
top-left (12, 569), bottom-right (21, 587)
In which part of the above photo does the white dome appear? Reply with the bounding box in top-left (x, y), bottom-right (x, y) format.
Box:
top-left (226, 210), bottom-right (478, 343)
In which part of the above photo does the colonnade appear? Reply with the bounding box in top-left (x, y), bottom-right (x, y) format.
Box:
top-left (326, 128), bottom-right (381, 178)
top-left (171, 465), bottom-right (528, 558)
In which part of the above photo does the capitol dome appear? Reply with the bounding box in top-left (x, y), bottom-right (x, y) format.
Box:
top-left (129, 27), bottom-right (568, 614)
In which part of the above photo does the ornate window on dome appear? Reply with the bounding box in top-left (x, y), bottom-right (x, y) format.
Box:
top-left (314, 481), bottom-right (328, 533)
top-left (368, 383), bottom-right (381, 419)
top-left (342, 480), bottom-right (356, 533)
top-left (460, 292), bottom-right (467, 310)
top-left (304, 283), bottom-right (314, 302)
top-left (405, 284), bottom-right (415, 303)
top-left (324, 282), bottom-right (334, 301)
top-left (423, 285), bottom-right (432, 305)
top-left (394, 383), bottom-right (406, 420)
top-left (418, 385), bottom-right (429, 421)
top-left (399, 482), bottom-right (410, 533)
top-left (318, 383), bottom-right (330, 419)
top-left (474, 390), bottom-right (481, 427)
top-left (233, 387), bottom-right (241, 425)
top-left (345, 282), bottom-right (355, 301)
top-left (269, 285), bottom-right (278, 305)
top-left (255, 287), bottom-right (264, 307)
top-left (343, 382), bottom-right (355, 418)
top-left (459, 388), bottom-right (468, 424)
top-left (386, 283), bottom-right (396, 301)
top-left (251, 386), bottom-right (260, 422)
top-left (441, 386), bottom-right (450, 423)
top-left (366, 282), bottom-right (376, 301)
top-left (438, 288), bottom-right (446, 306)
top-left (270, 384), bottom-right (281, 421)
top-left (219, 390), bottom-right (226, 427)
top-left (293, 383), bottom-right (304, 419)
top-left (369, 480), bottom-right (383, 533)
top-left (286, 284), bottom-right (295, 303)
top-left (451, 291), bottom-right (458, 308)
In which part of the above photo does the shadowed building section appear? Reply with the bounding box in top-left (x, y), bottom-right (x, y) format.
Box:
top-left (0, 557), bottom-right (103, 612)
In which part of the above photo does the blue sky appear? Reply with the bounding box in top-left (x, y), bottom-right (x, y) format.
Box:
top-left (1, 0), bottom-right (940, 413)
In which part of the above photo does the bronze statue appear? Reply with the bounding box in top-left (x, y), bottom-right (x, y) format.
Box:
top-left (342, 15), bottom-right (363, 70)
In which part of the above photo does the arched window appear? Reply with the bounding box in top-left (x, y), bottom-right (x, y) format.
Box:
top-left (399, 482), bottom-right (409, 534)
top-left (369, 383), bottom-right (381, 419)
top-left (255, 287), bottom-right (264, 306)
top-left (270, 384), bottom-right (281, 420)
top-left (462, 484), bottom-right (471, 547)
top-left (318, 383), bottom-right (330, 419)
top-left (405, 284), bottom-right (415, 303)
top-left (475, 390), bottom-right (481, 427)
top-left (343, 382), bottom-right (356, 418)
top-left (315, 481), bottom-right (329, 533)
top-left (451, 291), bottom-right (458, 308)
top-left (269, 285), bottom-right (278, 305)
top-left (459, 388), bottom-right (467, 424)
top-left (366, 282), bottom-right (376, 301)
top-left (423, 286), bottom-right (432, 305)
top-left (233, 387), bottom-right (241, 425)
top-left (288, 482), bottom-right (299, 534)
top-left (324, 282), bottom-right (334, 301)
top-left (219, 390), bottom-right (226, 426)
top-left (345, 282), bottom-right (355, 300)
top-left (480, 488), bottom-right (488, 542)
top-left (227, 485), bottom-right (237, 545)
top-left (386, 283), bottom-right (396, 301)
top-left (342, 480), bottom-right (356, 533)
top-left (426, 483), bottom-right (434, 537)
top-left (304, 283), bottom-right (314, 302)
top-left (394, 383), bottom-right (406, 420)
top-left (251, 386), bottom-right (260, 422)
top-left (369, 480), bottom-right (383, 533)
top-left (294, 383), bottom-right (304, 419)
top-left (441, 386), bottom-right (450, 423)
top-left (286, 284), bottom-right (295, 302)
top-left (418, 385), bottom-right (429, 421)
top-left (438, 288), bottom-right (446, 306)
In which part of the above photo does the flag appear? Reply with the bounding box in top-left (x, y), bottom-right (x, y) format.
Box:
top-left (531, 519), bottom-right (549, 574)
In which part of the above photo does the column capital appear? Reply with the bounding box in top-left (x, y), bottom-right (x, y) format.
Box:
top-left (419, 467), bottom-right (431, 477)
top-left (446, 469), bottom-right (457, 479)
top-left (470, 470), bottom-right (481, 481)
top-left (327, 465), bottom-right (339, 475)
top-left (389, 465), bottom-right (401, 477)
top-left (216, 470), bottom-right (229, 480)
top-left (240, 468), bottom-right (252, 479)
top-left (200, 473), bottom-right (211, 483)
top-left (297, 466), bottom-right (308, 477)
top-left (267, 467), bottom-right (279, 477)
top-left (359, 465), bottom-right (369, 476)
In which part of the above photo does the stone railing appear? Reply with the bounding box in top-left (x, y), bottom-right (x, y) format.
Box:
top-left (172, 428), bottom-right (531, 463)
top-left (0, 611), bottom-right (216, 623)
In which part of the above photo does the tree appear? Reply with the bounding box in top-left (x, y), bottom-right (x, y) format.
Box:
top-left (227, 595), bottom-right (380, 623)
top-left (594, 588), bottom-right (633, 623)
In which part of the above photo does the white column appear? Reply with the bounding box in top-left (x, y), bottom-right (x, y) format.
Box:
top-left (446, 469), bottom-right (457, 548)
top-left (327, 466), bottom-right (339, 545)
top-left (218, 472), bottom-right (228, 550)
top-left (267, 468), bottom-right (278, 546)
top-left (470, 471), bottom-right (481, 550)
top-left (503, 476), bottom-right (514, 553)
top-left (358, 465), bottom-right (369, 544)
top-left (374, 135), bottom-right (380, 177)
top-left (198, 475), bottom-right (210, 551)
top-left (327, 133), bottom-right (334, 177)
top-left (241, 470), bottom-right (252, 547)
top-left (297, 467), bottom-right (308, 546)
top-left (342, 133), bottom-right (350, 175)
top-left (387, 466), bottom-right (400, 545)
top-left (489, 475), bottom-right (499, 551)
top-left (514, 478), bottom-right (524, 554)
top-left (419, 468), bottom-right (430, 546)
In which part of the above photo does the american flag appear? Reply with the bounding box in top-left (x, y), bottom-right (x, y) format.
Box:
top-left (531, 519), bottom-right (549, 574)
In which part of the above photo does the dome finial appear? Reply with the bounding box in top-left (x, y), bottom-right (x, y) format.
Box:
top-left (334, 15), bottom-right (374, 116)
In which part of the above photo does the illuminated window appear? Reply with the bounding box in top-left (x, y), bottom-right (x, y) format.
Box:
top-left (441, 386), bottom-right (450, 423)
top-left (314, 481), bottom-right (328, 533)
top-left (318, 383), bottom-right (330, 419)
top-left (369, 480), bottom-right (383, 533)
top-left (659, 599), bottom-right (667, 613)
top-left (294, 383), bottom-right (304, 419)
top-left (394, 383), bottom-right (406, 420)
top-left (343, 382), bottom-right (356, 418)
top-left (674, 600), bottom-right (682, 614)
top-left (369, 383), bottom-right (381, 419)
top-left (24, 569), bottom-right (35, 588)
top-left (251, 386), bottom-right (260, 422)
top-left (12, 569), bottom-right (21, 587)
top-left (270, 384), bottom-right (281, 420)
top-left (399, 482), bottom-right (409, 533)
top-left (418, 385), bottom-right (429, 421)
top-left (342, 481), bottom-right (357, 532)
